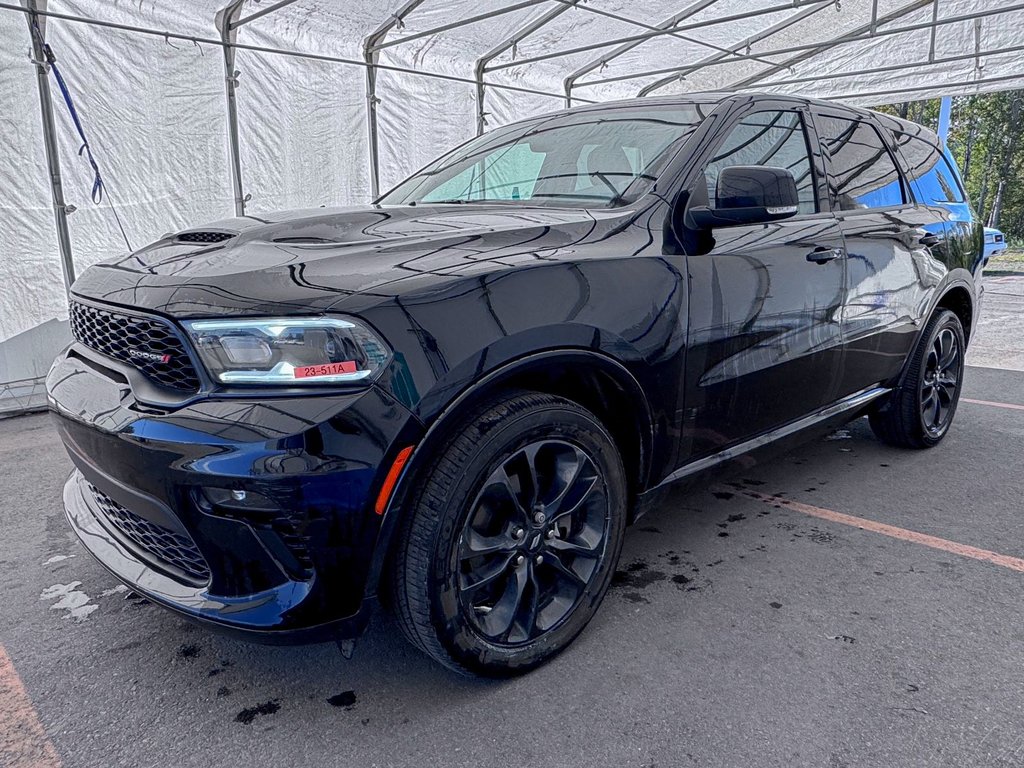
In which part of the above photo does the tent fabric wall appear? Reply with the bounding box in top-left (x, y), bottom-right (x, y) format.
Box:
top-left (1, 0), bottom-right (1022, 415)
top-left (233, 49), bottom-right (371, 213)
top-left (0, 10), bottom-right (64, 345)
top-left (0, 8), bottom-right (68, 414)
top-left (46, 14), bottom-right (234, 272)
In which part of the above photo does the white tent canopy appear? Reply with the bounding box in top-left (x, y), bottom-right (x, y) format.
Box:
top-left (1, 0), bottom-right (1021, 412)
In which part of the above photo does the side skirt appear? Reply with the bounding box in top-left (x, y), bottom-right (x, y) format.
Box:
top-left (651, 385), bottom-right (891, 491)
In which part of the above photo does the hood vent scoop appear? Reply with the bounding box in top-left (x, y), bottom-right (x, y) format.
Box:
top-left (272, 236), bottom-right (339, 244)
top-left (176, 231), bottom-right (235, 244)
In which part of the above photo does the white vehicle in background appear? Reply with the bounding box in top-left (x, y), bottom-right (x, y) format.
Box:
top-left (984, 227), bottom-right (1008, 260)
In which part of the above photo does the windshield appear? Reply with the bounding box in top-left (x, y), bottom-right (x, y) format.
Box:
top-left (378, 103), bottom-right (713, 209)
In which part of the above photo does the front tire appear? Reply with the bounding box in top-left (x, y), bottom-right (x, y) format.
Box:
top-left (869, 309), bottom-right (965, 448)
top-left (390, 391), bottom-right (627, 677)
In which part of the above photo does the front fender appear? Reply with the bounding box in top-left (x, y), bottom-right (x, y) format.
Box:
top-left (410, 323), bottom-right (649, 424)
top-left (350, 256), bottom-right (687, 413)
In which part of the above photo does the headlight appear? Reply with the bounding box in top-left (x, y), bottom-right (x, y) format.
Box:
top-left (182, 317), bottom-right (391, 385)
top-left (985, 234), bottom-right (995, 244)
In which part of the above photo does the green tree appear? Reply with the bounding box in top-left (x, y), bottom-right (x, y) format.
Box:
top-left (874, 91), bottom-right (1024, 244)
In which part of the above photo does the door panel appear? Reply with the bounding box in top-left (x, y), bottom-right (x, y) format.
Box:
top-left (682, 106), bottom-right (846, 460)
top-left (814, 112), bottom-right (937, 396)
top-left (685, 216), bottom-right (846, 458)
top-left (837, 208), bottom-right (939, 392)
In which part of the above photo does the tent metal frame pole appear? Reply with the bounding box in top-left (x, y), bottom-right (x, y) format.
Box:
top-left (831, 72), bottom-right (1024, 102)
top-left (563, 0), bottom-right (722, 108)
top-left (583, 1), bottom-right (1024, 91)
top-left (474, 0), bottom-right (580, 134)
top-left (546, 0), bottom-right (782, 75)
top-left (937, 94), bottom-right (952, 143)
top-left (637, 2), bottom-right (831, 97)
top-left (231, 0), bottom-right (298, 30)
top-left (22, 0), bottom-right (75, 292)
top-left (725, 0), bottom-right (932, 90)
top-left (0, 4), bottom-right (582, 103)
top-left (370, 0), bottom-right (548, 53)
top-left (363, 0), bottom-right (426, 199)
top-left (485, 0), bottom-right (831, 73)
top-left (728, 43), bottom-right (1024, 90)
top-left (928, 0), bottom-right (940, 63)
top-left (216, 0), bottom-right (247, 217)
top-left (216, 0), bottom-right (300, 217)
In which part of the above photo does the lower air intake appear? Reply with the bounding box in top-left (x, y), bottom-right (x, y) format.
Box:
top-left (88, 483), bottom-right (211, 585)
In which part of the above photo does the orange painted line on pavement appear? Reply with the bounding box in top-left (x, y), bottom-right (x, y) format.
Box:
top-left (961, 397), bottom-right (1024, 412)
top-left (742, 491), bottom-right (1024, 574)
top-left (0, 644), bottom-right (62, 768)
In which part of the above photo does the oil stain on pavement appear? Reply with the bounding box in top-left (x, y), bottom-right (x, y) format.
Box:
top-left (235, 699), bottom-right (280, 725)
top-left (327, 691), bottom-right (357, 709)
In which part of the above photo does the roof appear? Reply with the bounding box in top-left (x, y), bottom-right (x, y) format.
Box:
top-left (501, 91), bottom-right (942, 143)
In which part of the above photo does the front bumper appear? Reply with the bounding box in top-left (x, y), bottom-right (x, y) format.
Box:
top-left (48, 343), bottom-right (422, 641)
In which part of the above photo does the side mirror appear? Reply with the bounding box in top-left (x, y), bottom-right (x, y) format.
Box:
top-left (687, 166), bottom-right (800, 229)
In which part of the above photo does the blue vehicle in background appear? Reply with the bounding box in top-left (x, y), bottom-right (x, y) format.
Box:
top-left (984, 227), bottom-right (1008, 261)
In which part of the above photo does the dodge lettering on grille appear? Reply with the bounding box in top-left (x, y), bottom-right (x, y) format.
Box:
top-left (128, 348), bottom-right (172, 364)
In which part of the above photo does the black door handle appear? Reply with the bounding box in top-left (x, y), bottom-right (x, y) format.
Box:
top-left (806, 246), bottom-right (844, 264)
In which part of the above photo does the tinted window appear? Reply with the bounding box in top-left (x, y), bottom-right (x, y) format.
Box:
top-left (381, 103), bottom-right (712, 209)
top-left (817, 116), bottom-right (905, 210)
top-left (895, 132), bottom-right (966, 204)
top-left (705, 111), bottom-right (816, 214)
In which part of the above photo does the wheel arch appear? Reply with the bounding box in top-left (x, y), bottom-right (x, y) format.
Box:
top-left (893, 272), bottom-right (976, 390)
top-left (935, 283), bottom-right (974, 343)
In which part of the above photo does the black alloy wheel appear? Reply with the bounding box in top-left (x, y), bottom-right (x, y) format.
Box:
top-left (870, 308), bottom-right (966, 448)
top-left (390, 391), bottom-right (627, 677)
top-left (457, 440), bottom-right (609, 645)
top-left (919, 326), bottom-right (961, 438)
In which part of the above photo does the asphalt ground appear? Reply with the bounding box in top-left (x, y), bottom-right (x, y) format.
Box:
top-left (2, 275), bottom-right (1024, 768)
top-left (967, 271), bottom-right (1024, 371)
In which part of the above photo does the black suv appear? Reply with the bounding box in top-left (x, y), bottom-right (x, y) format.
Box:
top-left (48, 93), bottom-right (982, 676)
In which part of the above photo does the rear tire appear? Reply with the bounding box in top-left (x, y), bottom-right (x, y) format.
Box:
top-left (869, 309), bottom-right (965, 448)
top-left (390, 391), bottom-right (627, 677)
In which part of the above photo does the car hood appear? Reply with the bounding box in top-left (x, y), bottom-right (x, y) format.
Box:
top-left (71, 204), bottom-right (623, 317)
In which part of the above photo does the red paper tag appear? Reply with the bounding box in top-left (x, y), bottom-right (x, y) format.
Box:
top-left (293, 361), bottom-right (359, 379)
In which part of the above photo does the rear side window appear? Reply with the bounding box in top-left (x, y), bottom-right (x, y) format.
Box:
top-left (704, 111), bottom-right (817, 214)
top-left (816, 115), bottom-right (905, 210)
top-left (895, 133), bottom-right (966, 204)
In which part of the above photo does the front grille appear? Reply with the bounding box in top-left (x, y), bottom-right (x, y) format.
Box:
top-left (995, 234), bottom-right (1004, 243)
top-left (69, 301), bottom-right (201, 393)
top-left (89, 484), bottom-right (211, 585)
top-left (176, 231), bottom-right (234, 244)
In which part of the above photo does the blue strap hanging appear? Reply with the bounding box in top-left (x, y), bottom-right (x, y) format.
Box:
top-left (32, 22), bottom-right (133, 251)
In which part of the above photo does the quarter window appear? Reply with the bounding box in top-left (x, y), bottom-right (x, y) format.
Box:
top-left (816, 116), bottom-right (905, 210)
top-left (704, 111), bottom-right (817, 215)
top-left (894, 133), bottom-right (966, 204)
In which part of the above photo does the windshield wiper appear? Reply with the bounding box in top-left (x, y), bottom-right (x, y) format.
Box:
top-left (428, 198), bottom-right (535, 206)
